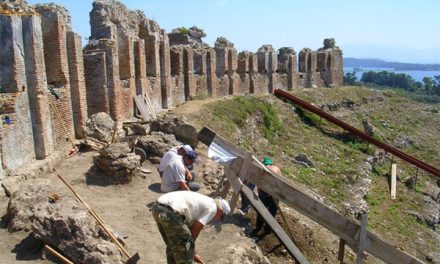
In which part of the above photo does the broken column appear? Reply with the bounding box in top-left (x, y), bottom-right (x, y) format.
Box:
top-left (206, 48), bottom-right (217, 97)
top-left (214, 37), bottom-right (234, 96)
top-left (317, 38), bottom-right (343, 87)
top-left (278, 47), bottom-right (297, 90)
top-left (236, 51), bottom-right (251, 94)
top-left (257, 45), bottom-right (277, 93)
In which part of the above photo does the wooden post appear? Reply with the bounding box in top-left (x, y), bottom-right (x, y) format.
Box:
top-left (414, 167), bottom-right (419, 189)
top-left (357, 213), bottom-right (368, 264)
top-left (338, 239), bottom-right (346, 264)
top-left (391, 164), bottom-right (397, 200)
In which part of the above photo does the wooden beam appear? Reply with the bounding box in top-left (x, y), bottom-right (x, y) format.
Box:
top-left (198, 127), bottom-right (424, 264)
top-left (241, 185), bottom-right (310, 264)
top-left (134, 94), bottom-right (150, 121)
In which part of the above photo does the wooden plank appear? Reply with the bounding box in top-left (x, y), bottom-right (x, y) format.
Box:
top-left (391, 164), bottom-right (397, 200)
top-left (357, 213), bottom-right (368, 264)
top-left (134, 94), bottom-right (150, 121)
top-left (144, 92), bottom-right (157, 119)
top-left (225, 169), bottom-right (241, 213)
top-left (241, 185), bottom-right (310, 264)
top-left (198, 127), bottom-right (424, 264)
top-left (225, 158), bottom-right (245, 212)
top-left (338, 239), bottom-right (346, 264)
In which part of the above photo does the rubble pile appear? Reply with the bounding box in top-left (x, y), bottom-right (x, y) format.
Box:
top-left (93, 142), bottom-right (140, 183)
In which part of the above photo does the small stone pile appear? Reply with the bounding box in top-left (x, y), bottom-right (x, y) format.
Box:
top-left (93, 142), bottom-right (140, 183)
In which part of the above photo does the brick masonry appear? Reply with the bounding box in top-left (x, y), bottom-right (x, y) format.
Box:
top-left (0, 0), bottom-right (343, 174)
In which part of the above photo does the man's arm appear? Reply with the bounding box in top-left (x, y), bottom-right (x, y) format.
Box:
top-left (179, 181), bottom-right (190, 191)
top-left (190, 220), bottom-right (204, 240)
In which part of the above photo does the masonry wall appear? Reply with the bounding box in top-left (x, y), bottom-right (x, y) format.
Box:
top-left (0, 93), bottom-right (35, 171)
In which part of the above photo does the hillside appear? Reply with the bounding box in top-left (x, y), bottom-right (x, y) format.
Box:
top-left (344, 58), bottom-right (440, 71)
top-left (170, 86), bottom-right (440, 263)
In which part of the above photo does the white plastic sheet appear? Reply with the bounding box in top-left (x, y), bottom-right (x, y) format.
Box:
top-left (207, 141), bottom-right (236, 165)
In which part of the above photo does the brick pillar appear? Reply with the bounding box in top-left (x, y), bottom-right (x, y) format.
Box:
top-left (268, 50), bottom-right (277, 93)
top-left (134, 40), bottom-right (150, 95)
top-left (206, 49), bottom-right (217, 97)
top-left (0, 15), bottom-right (27, 93)
top-left (23, 15), bottom-right (54, 159)
top-left (183, 47), bottom-right (195, 99)
top-left (249, 53), bottom-right (257, 94)
top-left (160, 32), bottom-right (172, 108)
top-left (170, 47), bottom-right (183, 77)
top-left (39, 10), bottom-right (75, 148)
top-left (329, 49), bottom-right (343, 86)
top-left (227, 48), bottom-right (238, 95)
top-left (287, 54), bottom-right (297, 90)
top-left (67, 32), bottom-right (88, 139)
top-left (102, 41), bottom-right (122, 121)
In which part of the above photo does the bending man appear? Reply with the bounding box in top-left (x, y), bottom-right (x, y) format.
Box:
top-left (151, 191), bottom-right (231, 264)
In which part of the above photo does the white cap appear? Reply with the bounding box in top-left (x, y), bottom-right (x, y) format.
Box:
top-left (181, 145), bottom-right (194, 154)
top-left (216, 198), bottom-right (231, 216)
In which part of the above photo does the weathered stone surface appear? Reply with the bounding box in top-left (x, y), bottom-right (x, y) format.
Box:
top-left (149, 115), bottom-right (185, 134)
top-left (362, 118), bottom-right (383, 138)
top-left (169, 26), bottom-right (209, 50)
top-left (136, 132), bottom-right (180, 162)
top-left (130, 123), bottom-right (150, 135)
top-left (1, 175), bottom-right (26, 197)
top-left (174, 123), bottom-right (199, 148)
top-left (93, 142), bottom-right (140, 183)
top-left (84, 112), bottom-right (115, 143)
top-left (6, 179), bottom-right (52, 232)
top-left (214, 36), bottom-right (234, 49)
top-left (200, 159), bottom-right (224, 195)
top-left (33, 196), bottom-right (122, 264)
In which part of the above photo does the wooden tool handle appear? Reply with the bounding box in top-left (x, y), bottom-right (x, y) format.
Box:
top-left (44, 245), bottom-right (74, 264)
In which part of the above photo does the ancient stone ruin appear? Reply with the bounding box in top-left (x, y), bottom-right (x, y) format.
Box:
top-left (0, 0), bottom-right (343, 179)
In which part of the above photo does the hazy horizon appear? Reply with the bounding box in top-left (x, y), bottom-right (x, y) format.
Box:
top-left (27, 0), bottom-right (440, 64)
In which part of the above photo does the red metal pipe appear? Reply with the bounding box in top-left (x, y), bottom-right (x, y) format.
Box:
top-left (274, 89), bottom-right (440, 177)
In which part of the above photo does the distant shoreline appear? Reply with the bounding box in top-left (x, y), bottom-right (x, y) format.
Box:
top-left (344, 58), bottom-right (440, 71)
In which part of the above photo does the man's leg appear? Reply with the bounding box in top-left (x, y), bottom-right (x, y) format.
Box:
top-left (152, 205), bottom-right (175, 264)
top-left (160, 212), bottom-right (195, 263)
top-left (187, 182), bottom-right (200, 192)
top-left (263, 197), bottom-right (278, 233)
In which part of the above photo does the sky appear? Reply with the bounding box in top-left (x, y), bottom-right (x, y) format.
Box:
top-left (27, 0), bottom-right (440, 64)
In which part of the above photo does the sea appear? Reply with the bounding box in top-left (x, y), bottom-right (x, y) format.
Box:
top-left (343, 67), bottom-right (440, 82)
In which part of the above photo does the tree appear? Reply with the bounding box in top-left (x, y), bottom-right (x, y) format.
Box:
top-left (343, 71), bottom-right (358, 85)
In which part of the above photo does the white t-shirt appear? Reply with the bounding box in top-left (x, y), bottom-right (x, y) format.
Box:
top-left (157, 191), bottom-right (217, 226)
top-left (160, 154), bottom-right (186, 192)
top-left (158, 147), bottom-right (180, 172)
